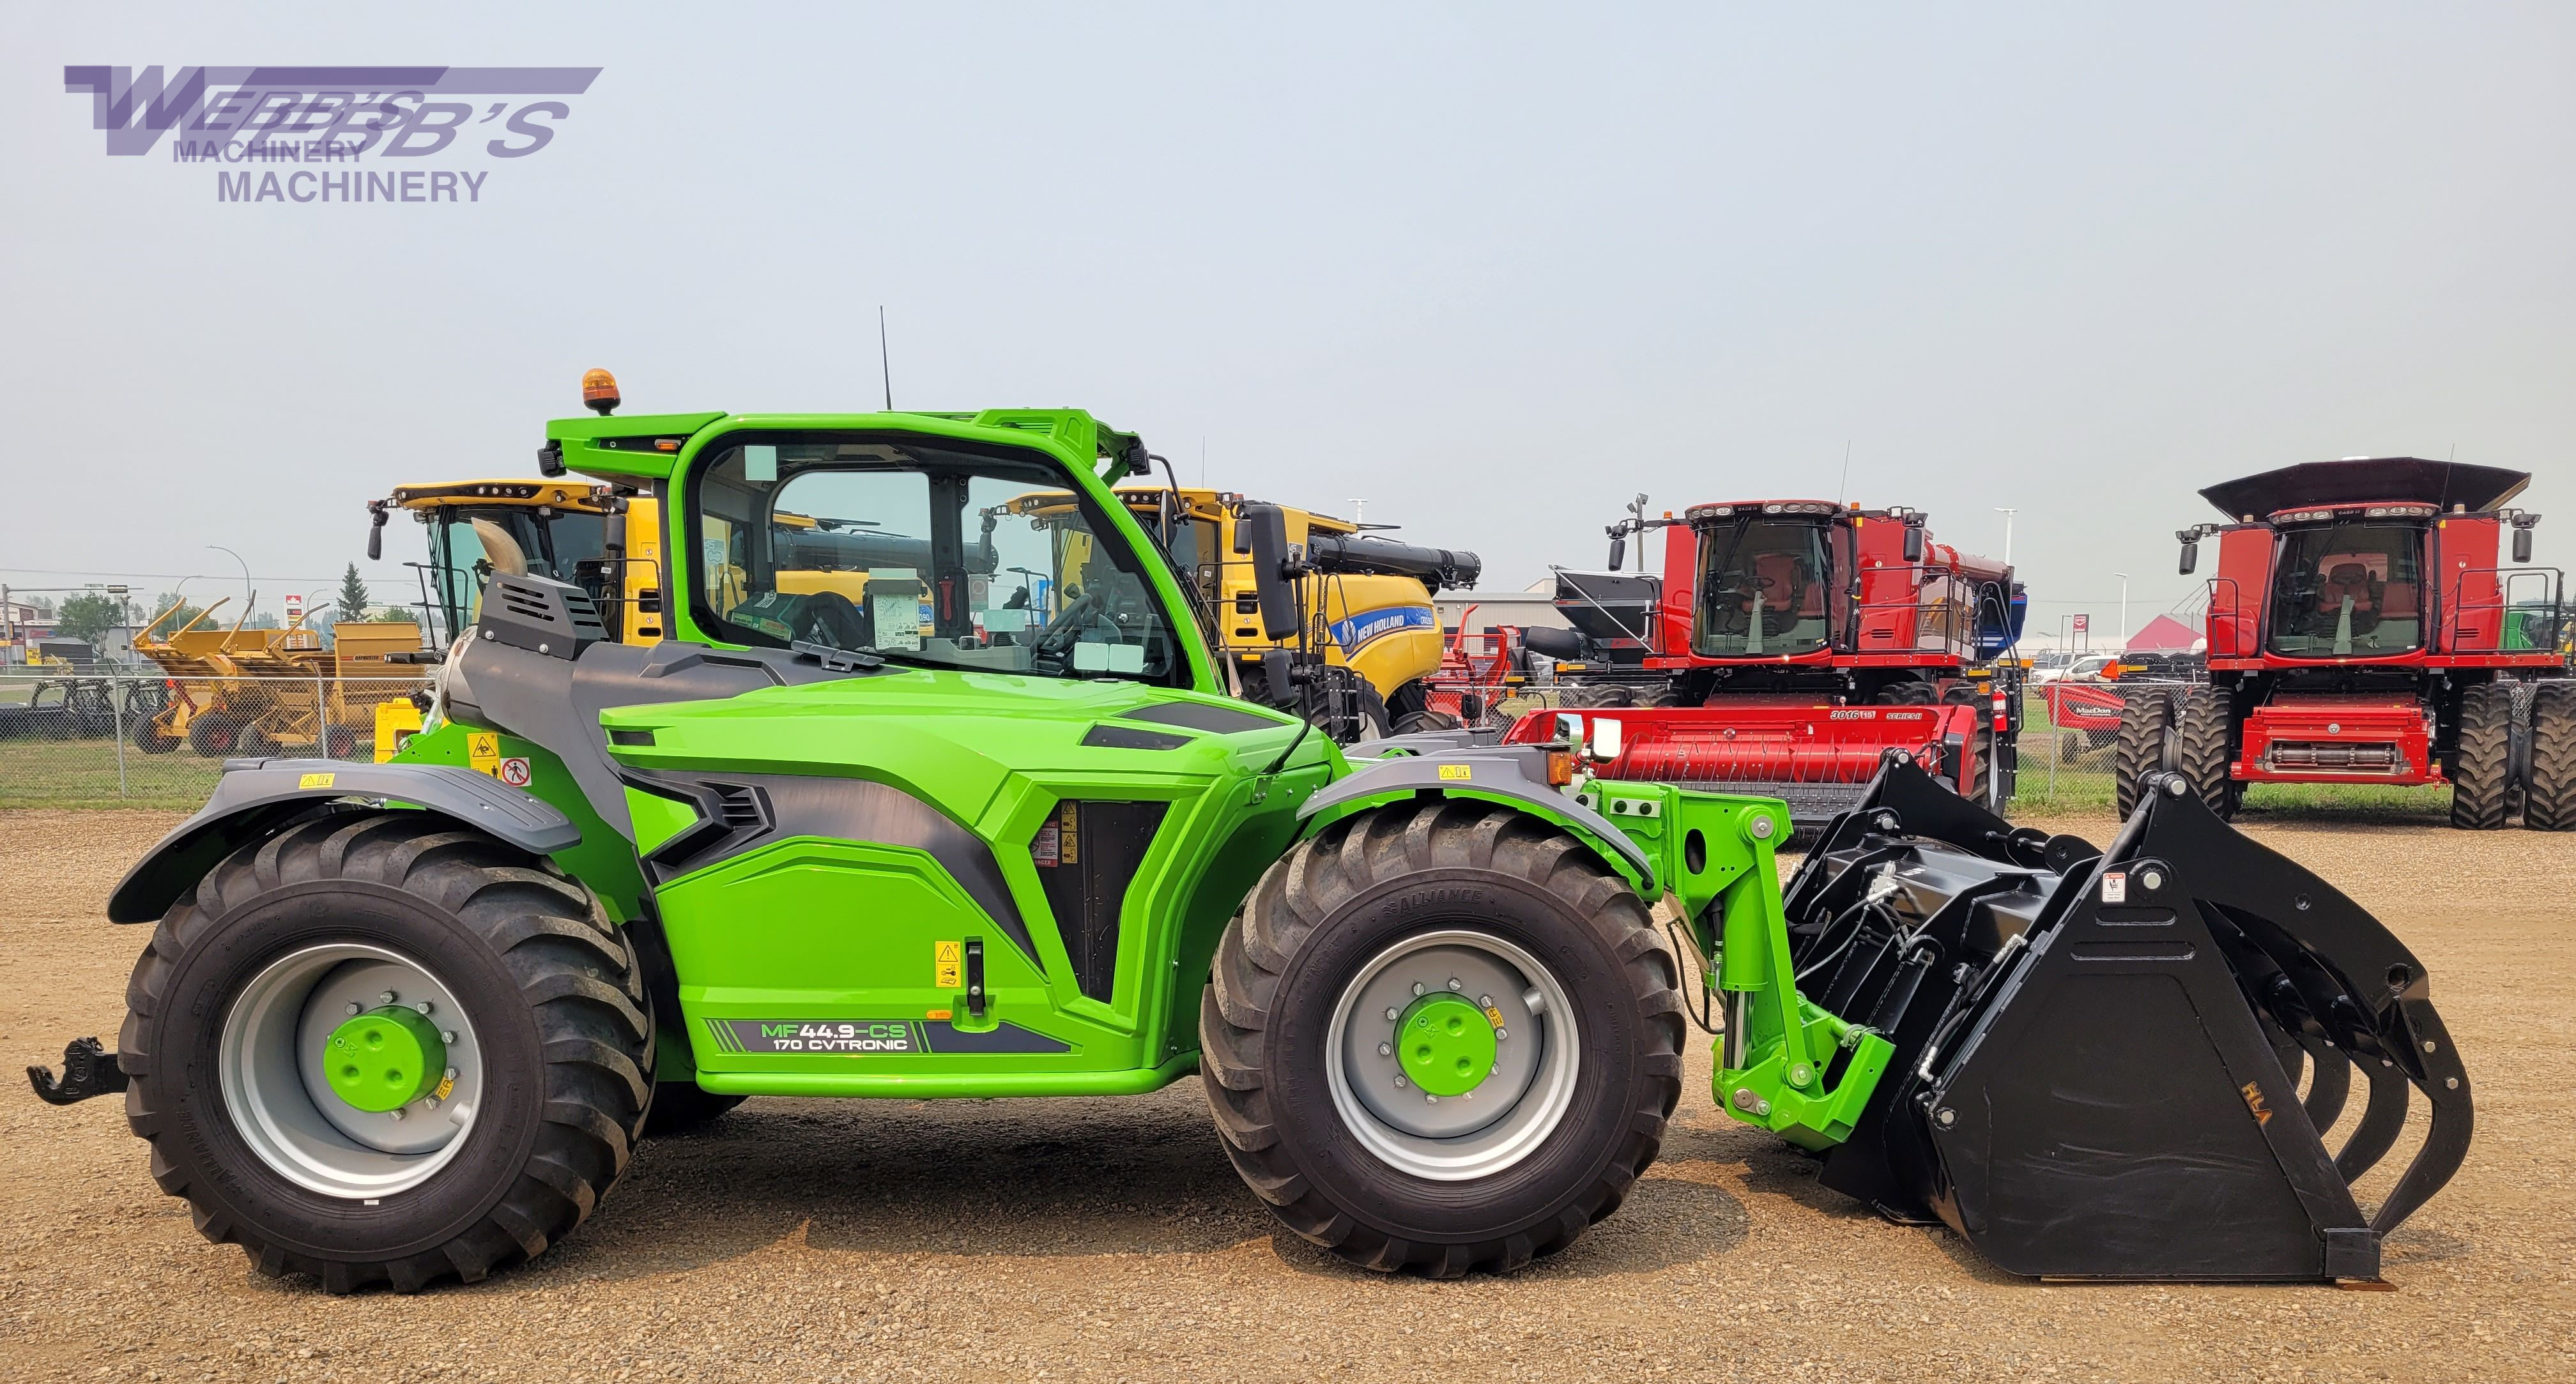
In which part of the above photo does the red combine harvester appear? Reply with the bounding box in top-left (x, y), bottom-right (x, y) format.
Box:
top-left (1505, 498), bottom-right (2027, 823)
top-left (2125, 457), bottom-right (2571, 829)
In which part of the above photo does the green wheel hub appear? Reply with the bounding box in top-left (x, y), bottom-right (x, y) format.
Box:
top-left (1395, 991), bottom-right (1498, 1097)
top-left (323, 1005), bottom-right (448, 1113)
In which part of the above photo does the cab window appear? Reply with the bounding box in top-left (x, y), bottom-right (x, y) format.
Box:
top-left (687, 436), bottom-right (1190, 685)
top-left (2267, 523), bottom-right (2424, 656)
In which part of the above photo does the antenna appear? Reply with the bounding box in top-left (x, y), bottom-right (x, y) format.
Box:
top-left (1836, 439), bottom-right (1853, 505)
top-left (878, 306), bottom-right (893, 411)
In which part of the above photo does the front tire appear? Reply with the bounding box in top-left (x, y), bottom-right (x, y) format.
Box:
top-left (120, 811), bottom-right (651, 1293)
top-left (2114, 689), bottom-right (2174, 817)
top-left (2450, 683), bottom-right (2513, 830)
top-left (2522, 682), bottom-right (2574, 832)
top-left (2174, 687), bottom-right (2239, 819)
top-left (1200, 800), bottom-right (1682, 1277)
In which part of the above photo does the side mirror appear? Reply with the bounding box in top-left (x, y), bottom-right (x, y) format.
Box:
top-left (367, 505), bottom-right (387, 562)
top-left (1607, 531), bottom-right (1627, 572)
top-left (2513, 526), bottom-right (2534, 565)
top-left (1243, 504), bottom-right (1300, 641)
top-left (1903, 524), bottom-right (1924, 563)
top-left (1459, 691), bottom-right (1487, 724)
top-left (2179, 538), bottom-right (2199, 576)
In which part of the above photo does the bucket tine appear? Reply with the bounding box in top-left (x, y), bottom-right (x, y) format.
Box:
top-left (2368, 997), bottom-right (2474, 1236)
top-left (2336, 1055), bottom-right (2410, 1182)
top-left (2298, 1035), bottom-right (2352, 1134)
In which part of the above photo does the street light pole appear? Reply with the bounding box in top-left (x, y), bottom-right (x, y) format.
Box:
top-left (208, 545), bottom-right (253, 622)
top-left (2115, 573), bottom-right (2130, 646)
top-left (1994, 508), bottom-right (2017, 567)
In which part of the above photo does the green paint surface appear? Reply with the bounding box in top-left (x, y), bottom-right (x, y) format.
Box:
top-left (323, 1006), bottom-right (446, 1112)
top-left (1396, 991), bottom-right (1496, 1096)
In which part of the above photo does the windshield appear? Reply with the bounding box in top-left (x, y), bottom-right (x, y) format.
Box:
top-left (2266, 522), bottom-right (2425, 657)
top-left (427, 506), bottom-right (608, 644)
top-left (1694, 517), bottom-right (1832, 657)
top-left (689, 436), bottom-right (1190, 684)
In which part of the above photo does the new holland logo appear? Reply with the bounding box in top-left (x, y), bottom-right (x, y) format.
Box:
top-left (1326, 605), bottom-right (1436, 653)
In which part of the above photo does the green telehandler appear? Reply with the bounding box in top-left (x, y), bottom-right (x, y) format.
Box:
top-left (35, 377), bottom-right (2471, 1291)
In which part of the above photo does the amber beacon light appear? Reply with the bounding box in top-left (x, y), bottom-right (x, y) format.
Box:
top-left (581, 367), bottom-right (621, 415)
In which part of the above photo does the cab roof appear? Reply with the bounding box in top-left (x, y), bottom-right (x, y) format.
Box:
top-left (2201, 459), bottom-right (2529, 522)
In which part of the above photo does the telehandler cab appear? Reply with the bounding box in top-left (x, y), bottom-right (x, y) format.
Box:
top-left (38, 376), bottom-right (2471, 1293)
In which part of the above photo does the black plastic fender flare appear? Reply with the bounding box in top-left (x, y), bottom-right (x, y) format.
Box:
top-left (105, 758), bottom-right (580, 923)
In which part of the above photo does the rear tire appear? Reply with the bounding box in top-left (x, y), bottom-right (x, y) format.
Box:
top-left (2114, 690), bottom-right (2174, 817)
top-left (120, 811), bottom-right (651, 1292)
top-left (1387, 680), bottom-right (1462, 736)
top-left (2174, 687), bottom-right (2239, 820)
top-left (2450, 683), bottom-right (2512, 830)
top-left (1200, 800), bottom-right (1682, 1277)
top-left (188, 713), bottom-right (238, 758)
top-left (1874, 679), bottom-right (1937, 706)
top-left (2524, 683), bottom-right (2575, 832)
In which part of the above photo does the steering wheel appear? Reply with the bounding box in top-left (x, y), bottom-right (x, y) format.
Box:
top-left (1028, 588), bottom-right (1108, 673)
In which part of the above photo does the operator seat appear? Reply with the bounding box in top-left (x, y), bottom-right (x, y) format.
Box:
top-left (2315, 560), bottom-right (2383, 636)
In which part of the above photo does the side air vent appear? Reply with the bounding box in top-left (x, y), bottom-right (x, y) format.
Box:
top-left (1031, 800), bottom-right (1168, 1003)
top-left (477, 574), bottom-right (608, 659)
top-left (712, 784), bottom-right (769, 832)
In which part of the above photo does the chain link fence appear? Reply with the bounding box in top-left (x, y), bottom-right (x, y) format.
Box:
top-left (0, 669), bottom-right (429, 809)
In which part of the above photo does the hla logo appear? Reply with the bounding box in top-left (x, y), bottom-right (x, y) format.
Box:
top-left (63, 66), bottom-right (601, 204)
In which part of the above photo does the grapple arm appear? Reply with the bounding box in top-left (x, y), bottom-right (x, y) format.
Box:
top-left (1777, 752), bottom-right (2473, 1282)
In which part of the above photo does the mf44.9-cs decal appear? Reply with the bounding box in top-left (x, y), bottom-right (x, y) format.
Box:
top-left (703, 1018), bottom-right (1071, 1056)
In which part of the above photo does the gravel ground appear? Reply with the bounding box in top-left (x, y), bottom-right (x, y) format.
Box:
top-left (3, 806), bottom-right (2570, 1382)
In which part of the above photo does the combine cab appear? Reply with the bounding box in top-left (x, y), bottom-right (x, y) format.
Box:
top-left (1509, 499), bottom-right (2027, 823)
top-left (2131, 459), bottom-right (2570, 829)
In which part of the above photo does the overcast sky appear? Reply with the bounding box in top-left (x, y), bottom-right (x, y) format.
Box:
top-left (5, 4), bottom-right (2570, 641)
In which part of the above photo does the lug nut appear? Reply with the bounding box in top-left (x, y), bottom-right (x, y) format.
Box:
top-left (388, 1108), bottom-right (406, 1122)
top-left (1384, 1007), bottom-right (1400, 1022)
top-left (1479, 994), bottom-right (1494, 1008)
top-left (441, 1031), bottom-right (457, 1044)
top-left (1425, 1094), bottom-right (1438, 1104)
top-left (443, 1066), bottom-right (459, 1081)
top-left (417, 1001), bottom-right (434, 1015)
top-left (344, 1002), bottom-right (361, 1017)
top-left (1395, 1076), bottom-right (1408, 1088)
top-left (1496, 1028), bottom-right (1510, 1041)
top-left (380, 991), bottom-right (397, 1005)
top-left (1378, 1042), bottom-right (1392, 1057)
top-left (1411, 982), bottom-right (1426, 996)
top-left (1447, 978), bottom-right (1462, 991)
top-left (425, 1097), bottom-right (441, 1110)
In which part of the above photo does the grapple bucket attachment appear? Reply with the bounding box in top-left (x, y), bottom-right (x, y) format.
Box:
top-left (1781, 756), bottom-right (2471, 1282)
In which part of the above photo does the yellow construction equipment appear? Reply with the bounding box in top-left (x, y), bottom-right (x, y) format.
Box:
top-left (129, 597), bottom-right (425, 757)
top-left (999, 486), bottom-right (1480, 738)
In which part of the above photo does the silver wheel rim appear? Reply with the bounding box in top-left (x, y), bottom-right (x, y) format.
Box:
top-left (218, 943), bottom-right (486, 1199)
top-left (1322, 929), bottom-right (1579, 1182)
